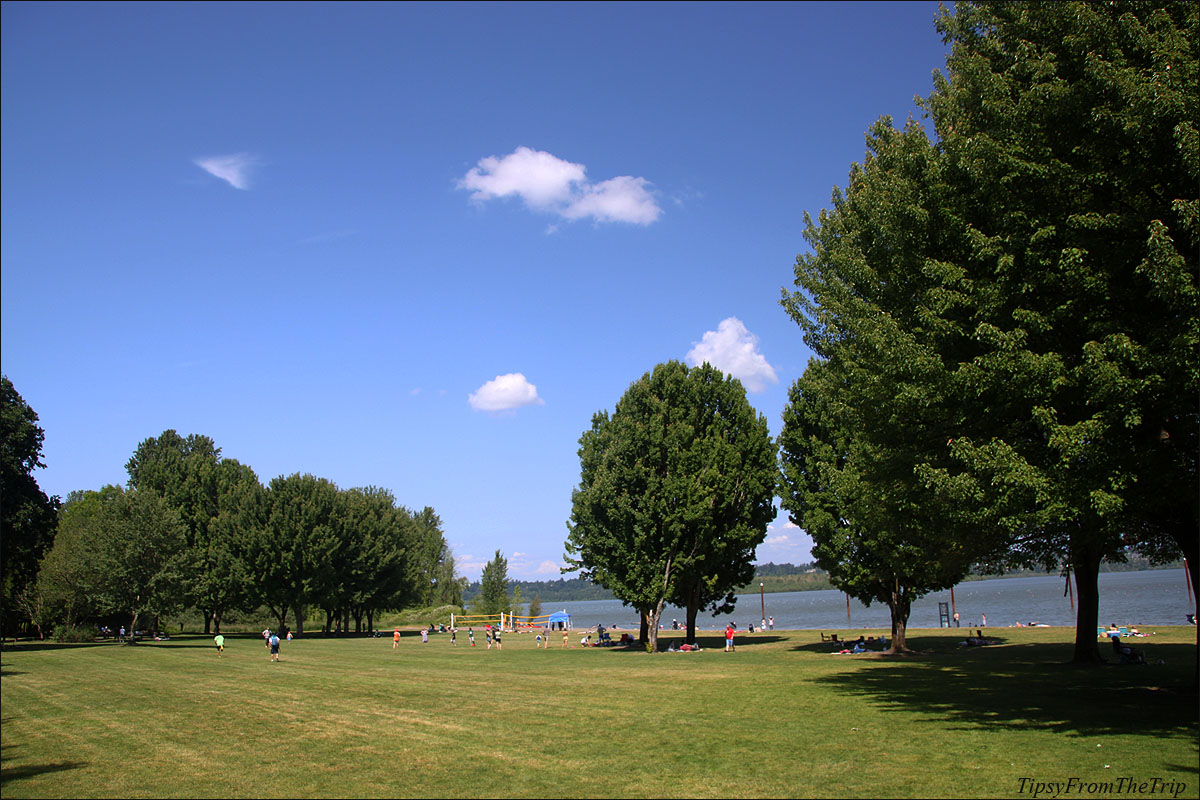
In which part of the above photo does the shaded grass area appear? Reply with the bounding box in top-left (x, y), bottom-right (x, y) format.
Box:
top-left (1, 628), bottom-right (1196, 798)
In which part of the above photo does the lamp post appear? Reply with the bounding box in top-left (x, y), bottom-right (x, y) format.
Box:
top-left (759, 582), bottom-right (766, 630)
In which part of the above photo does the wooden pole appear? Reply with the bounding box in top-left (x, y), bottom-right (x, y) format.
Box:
top-left (845, 593), bottom-right (851, 624)
top-left (1184, 558), bottom-right (1194, 606)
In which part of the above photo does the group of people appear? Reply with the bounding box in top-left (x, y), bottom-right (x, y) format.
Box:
top-left (210, 628), bottom-right (290, 659)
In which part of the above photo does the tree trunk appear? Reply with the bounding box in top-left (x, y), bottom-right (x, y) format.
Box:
top-left (202, 608), bottom-right (213, 635)
top-left (366, 609), bottom-right (375, 635)
top-left (685, 584), bottom-right (699, 644)
top-left (647, 600), bottom-right (666, 653)
top-left (1070, 537), bottom-right (1104, 665)
top-left (639, 612), bottom-right (649, 644)
top-left (685, 604), bottom-right (699, 645)
top-left (886, 580), bottom-right (912, 654)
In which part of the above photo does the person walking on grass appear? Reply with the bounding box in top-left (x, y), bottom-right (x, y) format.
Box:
top-left (468, 628), bottom-right (475, 647)
top-left (214, 634), bottom-right (225, 656)
top-left (725, 623), bottom-right (735, 652)
top-left (493, 627), bottom-right (502, 650)
top-left (485, 626), bottom-right (493, 650)
top-left (450, 628), bottom-right (457, 646)
top-left (269, 632), bottom-right (281, 662)
top-left (562, 630), bottom-right (569, 648)
top-left (393, 628), bottom-right (401, 649)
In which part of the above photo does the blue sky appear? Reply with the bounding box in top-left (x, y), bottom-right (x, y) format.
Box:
top-left (2, 1), bottom-right (950, 581)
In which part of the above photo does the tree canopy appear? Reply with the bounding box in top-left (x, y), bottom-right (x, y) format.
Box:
top-left (566, 361), bottom-right (776, 652)
top-left (780, 0), bottom-right (1198, 662)
top-left (1, 376), bottom-right (59, 635)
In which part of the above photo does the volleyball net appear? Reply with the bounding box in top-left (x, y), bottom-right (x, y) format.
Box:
top-left (449, 612), bottom-right (572, 631)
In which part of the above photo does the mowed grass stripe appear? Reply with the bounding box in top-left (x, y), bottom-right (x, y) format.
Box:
top-left (2, 628), bottom-right (1196, 798)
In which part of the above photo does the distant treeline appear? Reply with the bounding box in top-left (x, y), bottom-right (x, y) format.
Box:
top-left (464, 557), bottom-right (1186, 605)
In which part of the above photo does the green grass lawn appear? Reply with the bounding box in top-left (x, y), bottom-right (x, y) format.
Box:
top-left (2, 627), bottom-right (1196, 798)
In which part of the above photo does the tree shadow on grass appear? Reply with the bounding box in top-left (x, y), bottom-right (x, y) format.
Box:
top-left (0, 761), bottom-right (87, 787)
top-left (810, 640), bottom-right (1198, 738)
top-left (595, 635), bottom-right (789, 653)
top-left (791, 632), bottom-right (1011, 655)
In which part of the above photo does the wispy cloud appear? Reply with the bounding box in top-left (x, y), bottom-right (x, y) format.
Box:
top-left (194, 152), bottom-right (260, 190)
top-left (686, 317), bottom-right (779, 392)
top-left (469, 373), bottom-right (545, 413)
top-left (459, 146), bottom-right (661, 226)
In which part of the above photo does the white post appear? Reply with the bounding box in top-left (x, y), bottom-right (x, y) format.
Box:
top-left (451, 613), bottom-right (455, 629)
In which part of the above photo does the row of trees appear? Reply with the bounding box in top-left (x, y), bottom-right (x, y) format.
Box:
top-left (20, 427), bottom-right (464, 638)
top-left (779, 1), bottom-right (1197, 660)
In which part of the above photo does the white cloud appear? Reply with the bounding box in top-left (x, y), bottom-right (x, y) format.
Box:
top-left (194, 153), bottom-right (260, 190)
top-left (686, 317), bottom-right (779, 393)
top-left (757, 520), bottom-right (815, 564)
top-left (459, 146), bottom-right (661, 225)
top-left (469, 373), bottom-right (545, 413)
top-left (563, 175), bottom-right (660, 225)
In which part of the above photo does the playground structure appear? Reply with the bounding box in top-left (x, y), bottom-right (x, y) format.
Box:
top-left (450, 610), bottom-right (572, 632)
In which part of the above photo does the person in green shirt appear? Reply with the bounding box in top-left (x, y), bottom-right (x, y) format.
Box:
top-left (214, 634), bottom-right (225, 656)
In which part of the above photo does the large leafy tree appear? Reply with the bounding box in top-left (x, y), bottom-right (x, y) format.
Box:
top-left (1, 375), bottom-right (59, 634)
top-left (80, 486), bottom-right (188, 638)
top-left (780, 119), bottom-right (984, 652)
top-left (253, 473), bottom-right (342, 635)
top-left (918, 0), bottom-right (1199, 661)
top-left (34, 488), bottom-right (121, 638)
top-left (566, 361), bottom-right (776, 653)
top-left (125, 431), bottom-right (232, 633)
top-left (200, 459), bottom-right (267, 634)
top-left (781, 1), bottom-right (1198, 664)
top-left (410, 507), bottom-right (464, 608)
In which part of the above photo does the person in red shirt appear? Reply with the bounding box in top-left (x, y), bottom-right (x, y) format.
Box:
top-left (725, 623), bottom-right (735, 652)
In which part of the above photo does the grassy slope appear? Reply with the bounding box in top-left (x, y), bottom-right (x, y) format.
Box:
top-left (1, 627), bottom-right (1196, 799)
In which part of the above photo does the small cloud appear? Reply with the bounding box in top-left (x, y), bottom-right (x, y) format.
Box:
top-left (409, 388), bottom-right (422, 396)
top-left (534, 560), bottom-right (563, 576)
top-left (686, 317), bottom-right (779, 392)
top-left (562, 175), bottom-right (660, 225)
top-left (194, 152), bottom-right (260, 190)
top-left (469, 373), bottom-right (545, 413)
top-left (757, 519), bottom-right (814, 563)
top-left (459, 146), bottom-right (661, 226)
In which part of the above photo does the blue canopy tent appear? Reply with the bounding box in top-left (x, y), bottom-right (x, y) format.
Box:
top-left (547, 610), bottom-right (571, 631)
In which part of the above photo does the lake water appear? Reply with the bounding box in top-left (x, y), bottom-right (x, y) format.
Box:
top-left (537, 569), bottom-right (1195, 632)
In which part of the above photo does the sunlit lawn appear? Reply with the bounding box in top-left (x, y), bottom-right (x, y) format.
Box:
top-left (2, 626), bottom-right (1197, 798)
